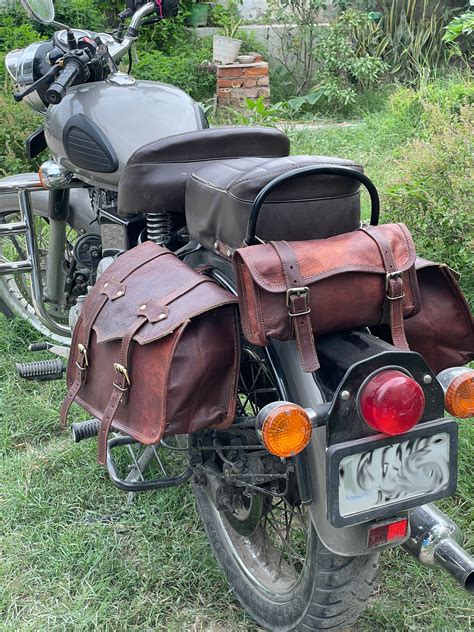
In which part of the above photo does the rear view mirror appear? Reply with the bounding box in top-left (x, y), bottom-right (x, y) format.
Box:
top-left (20, 0), bottom-right (55, 24)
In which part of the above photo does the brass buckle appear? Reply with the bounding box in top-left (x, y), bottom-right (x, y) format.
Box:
top-left (286, 287), bottom-right (311, 317)
top-left (385, 271), bottom-right (405, 300)
top-left (286, 287), bottom-right (309, 307)
top-left (75, 343), bottom-right (89, 371)
top-left (113, 363), bottom-right (131, 391)
top-left (385, 271), bottom-right (403, 291)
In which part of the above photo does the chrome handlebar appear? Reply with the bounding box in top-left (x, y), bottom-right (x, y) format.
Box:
top-left (110, 2), bottom-right (156, 63)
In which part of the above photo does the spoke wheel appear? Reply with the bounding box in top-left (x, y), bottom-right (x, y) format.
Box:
top-left (194, 344), bottom-right (380, 631)
top-left (219, 345), bottom-right (310, 597)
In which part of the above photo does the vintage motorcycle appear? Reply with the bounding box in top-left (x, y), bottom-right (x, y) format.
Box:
top-left (1, 0), bottom-right (473, 629)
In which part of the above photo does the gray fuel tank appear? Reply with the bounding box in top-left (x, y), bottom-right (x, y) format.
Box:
top-left (44, 76), bottom-right (206, 190)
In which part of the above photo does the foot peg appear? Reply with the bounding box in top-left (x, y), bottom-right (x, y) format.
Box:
top-left (71, 419), bottom-right (100, 443)
top-left (16, 358), bottom-right (65, 382)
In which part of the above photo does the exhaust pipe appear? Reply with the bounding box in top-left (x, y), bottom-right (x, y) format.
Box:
top-left (403, 503), bottom-right (474, 594)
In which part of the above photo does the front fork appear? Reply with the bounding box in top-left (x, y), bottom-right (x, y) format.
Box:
top-left (45, 189), bottom-right (69, 306)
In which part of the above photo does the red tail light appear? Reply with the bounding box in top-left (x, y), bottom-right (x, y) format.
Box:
top-left (358, 369), bottom-right (425, 435)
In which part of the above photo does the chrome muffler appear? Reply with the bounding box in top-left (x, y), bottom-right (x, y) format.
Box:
top-left (403, 503), bottom-right (474, 594)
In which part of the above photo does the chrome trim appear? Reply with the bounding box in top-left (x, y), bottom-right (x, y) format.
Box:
top-left (6, 42), bottom-right (47, 113)
top-left (0, 221), bottom-right (28, 236)
top-left (403, 504), bottom-right (474, 594)
top-left (106, 71), bottom-right (136, 86)
top-left (0, 260), bottom-right (33, 274)
top-left (0, 188), bottom-right (71, 336)
top-left (0, 174), bottom-right (43, 192)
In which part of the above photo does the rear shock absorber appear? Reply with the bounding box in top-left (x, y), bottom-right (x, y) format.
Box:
top-left (147, 212), bottom-right (172, 245)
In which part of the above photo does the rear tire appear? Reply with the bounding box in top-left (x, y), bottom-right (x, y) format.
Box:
top-left (193, 344), bottom-right (379, 631)
top-left (195, 486), bottom-right (379, 631)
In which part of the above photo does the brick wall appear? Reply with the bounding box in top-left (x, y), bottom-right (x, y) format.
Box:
top-left (216, 59), bottom-right (270, 109)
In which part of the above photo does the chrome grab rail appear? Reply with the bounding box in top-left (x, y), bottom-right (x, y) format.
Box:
top-left (0, 180), bottom-right (71, 337)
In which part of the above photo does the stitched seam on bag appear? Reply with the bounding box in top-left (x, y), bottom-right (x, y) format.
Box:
top-left (216, 309), bottom-right (240, 428)
top-left (242, 224), bottom-right (415, 290)
top-left (236, 260), bottom-right (252, 340)
top-left (255, 284), bottom-right (268, 345)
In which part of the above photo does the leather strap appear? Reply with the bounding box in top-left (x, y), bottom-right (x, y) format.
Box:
top-left (96, 274), bottom-right (214, 465)
top-left (360, 226), bottom-right (409, 350)
top-left (270, 241), bottom-right (319, 372)
top-left (156, 275), bottom-right (212, 309)
top-left (97, 316), bottom-right (147, 465)
top-left (60, 245), bottom-right (171, 428)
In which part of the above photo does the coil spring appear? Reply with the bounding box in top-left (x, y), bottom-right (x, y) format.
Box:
top-left (147, 212), bottom-right (172, 245)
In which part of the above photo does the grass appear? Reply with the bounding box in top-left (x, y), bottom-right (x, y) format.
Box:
top-left (1, 97), bottom-right (473, 631)
top-left (1, 318), bottom-right (472, 632)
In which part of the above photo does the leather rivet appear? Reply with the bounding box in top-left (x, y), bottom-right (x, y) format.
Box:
top-left (158, 313), bottom-right (166, 321)
top-left (116, 290), bottom-right (123, 297)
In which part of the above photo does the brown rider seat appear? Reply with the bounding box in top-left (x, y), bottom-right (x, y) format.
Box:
top-left (185, 155), bottom-right (364, 253)
top-left (117, 127), bottom-right (290, 217)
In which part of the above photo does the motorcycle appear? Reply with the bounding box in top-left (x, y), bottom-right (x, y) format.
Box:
top-left (1, 0), bottom-right (473, 629)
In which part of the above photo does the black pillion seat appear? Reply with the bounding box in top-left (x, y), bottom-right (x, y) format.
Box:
top-left (117, 127), bottom-right (290, 217)
top-left (185, 155), bottom-right (364, 253)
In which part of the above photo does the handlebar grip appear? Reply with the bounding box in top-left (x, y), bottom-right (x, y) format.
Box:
top-left (45, 62), bottom-right (81, 105)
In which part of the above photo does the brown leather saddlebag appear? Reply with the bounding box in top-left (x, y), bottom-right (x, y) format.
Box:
top-left (374, 258), bottom-right (474, 374)
top-left (61, 241), bottom-right (240, 464)
top-left (234, 223), bottom-right (420, 372)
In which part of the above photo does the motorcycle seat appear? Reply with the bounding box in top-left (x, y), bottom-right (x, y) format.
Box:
top-left (117, 126), bottom-right (289, 217)
top-left (185, 155), bottom-right (363, 253)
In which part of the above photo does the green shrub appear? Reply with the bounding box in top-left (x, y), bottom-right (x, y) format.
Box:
top-left (377, 0), bottom-right (450, 84)
top-left (273, 10), bottom-right (389, 114)
top-left (134, 39), bottom-right (215, 102)
top-left (0, 93), bottom-right (43, 177)
top-left (383, 104), bottom-right (473, 302)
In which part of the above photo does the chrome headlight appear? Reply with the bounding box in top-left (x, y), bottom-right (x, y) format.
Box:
top-left (5, 42), bottom-right (47, 113)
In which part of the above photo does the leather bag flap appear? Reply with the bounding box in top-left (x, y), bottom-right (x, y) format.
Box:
top-left (235, 223), bottom-right (416, 293)
top-left (90, 247), bottom-right (237, 345)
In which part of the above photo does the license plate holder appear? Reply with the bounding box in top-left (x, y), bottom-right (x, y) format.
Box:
top-left (326, 419), bottom-right (458, 527)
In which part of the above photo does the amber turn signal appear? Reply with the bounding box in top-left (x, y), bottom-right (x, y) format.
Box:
top-left (437, 367), bottom-right (474, 419)
top-left (256, 401), bottom-right (312, 458)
